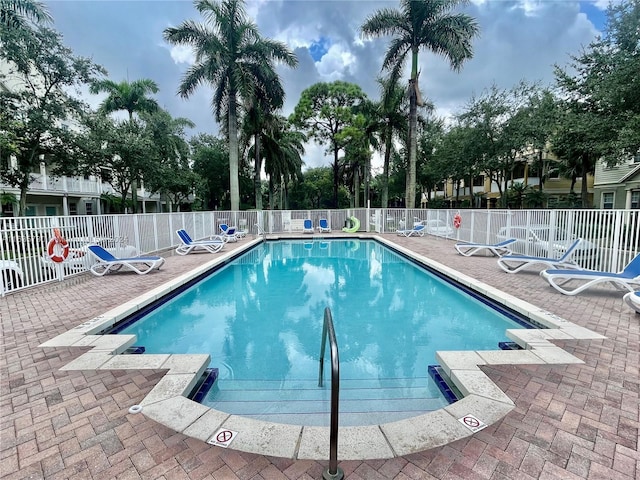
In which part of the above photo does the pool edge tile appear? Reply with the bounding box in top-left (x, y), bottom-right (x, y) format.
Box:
top-left (298, 425), bottom-right (394, 460)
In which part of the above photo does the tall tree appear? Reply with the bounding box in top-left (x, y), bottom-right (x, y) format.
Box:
top-left (361, 0), bottom-right (479, 208)
top-left (290, 81), bottom-right (366, 208)
top-left (89, 78), bottom-right (160, 122)
top-left (141, 109), bottom-right (197, 212)
top-left (89, 78), bottom-right (160, 212)
top-left (163, 0), bottom-right (297, 212)
top-left (0, 26), bottom-right (105, 215)
top-left (261, 117), bottom-right (305, 209)
top-left (240, 68), bottom-right (286, 210)
top-left (375, 75), bottom-right (408, 208)
top-left (190, 133), bottom-right (230, 210)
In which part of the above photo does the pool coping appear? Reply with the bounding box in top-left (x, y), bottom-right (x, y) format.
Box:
top-left (39, 235), bottom-right (606, 460)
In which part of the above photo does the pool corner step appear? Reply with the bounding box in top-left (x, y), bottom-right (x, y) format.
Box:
top-left (188, 367), bottom-right (219, 403)
top-left (428, 365), bottom-right (459, 404)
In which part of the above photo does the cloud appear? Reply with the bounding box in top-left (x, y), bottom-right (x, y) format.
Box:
top-left (45, 0), bottom-right (603, 170)
top-left (168, 45), bottom-right (195, 65)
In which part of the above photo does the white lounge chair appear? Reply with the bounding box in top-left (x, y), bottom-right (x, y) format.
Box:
top-left (396, 224), bottom-right (426, 237)
top-left (623, 291), bottom-right (640, 314)
top-left (219, 224), bottom-right (238, 242)
top-left (318, 218), bottom-right (331, 233)
top-left (541, 253), bottom-right (640, 296)
top-left (175, 229), bottom-right (225, 255)
top-left (454, 239), bottom-right (516, 257)
top-left (497, 238), bottom-right (583, 273)
top-left (303, 219), bottom-right (314, 233)
top-left (87, 244), bottom-right (165, 276)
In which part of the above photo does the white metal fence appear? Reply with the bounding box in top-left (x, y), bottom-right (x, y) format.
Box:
top-left (1, 208), bottom-right (638, 296)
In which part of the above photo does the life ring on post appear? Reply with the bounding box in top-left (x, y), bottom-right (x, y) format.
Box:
top-left (47, 228), bottom-right (69, 263)
top-left (453, 212), bottom-right (462, 230)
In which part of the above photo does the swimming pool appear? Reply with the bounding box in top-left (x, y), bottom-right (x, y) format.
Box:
top-left (115, 239), bottom-right (530, 426)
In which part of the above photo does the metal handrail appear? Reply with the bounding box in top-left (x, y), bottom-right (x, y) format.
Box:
top-left (318, 307), bottom-right (343, 480)
top-left (254, 223), bottom-right (266, 242)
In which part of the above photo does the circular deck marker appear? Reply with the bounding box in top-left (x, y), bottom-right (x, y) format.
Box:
top-left (128, 404), bottom-right (143, 414)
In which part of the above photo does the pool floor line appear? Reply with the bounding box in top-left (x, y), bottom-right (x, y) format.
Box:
top-left (38, 235), bottom-right (607, 460)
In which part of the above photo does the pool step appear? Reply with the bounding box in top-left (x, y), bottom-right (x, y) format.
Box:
top-left (200, 377), bottom-right (449, 426)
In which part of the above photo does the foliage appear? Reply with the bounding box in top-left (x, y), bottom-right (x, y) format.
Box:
top-left (372, 75), bottom-right (408, 207)
top-left (80, 115), bottom-right (154, 213)
top-left (361, 0), bottom-right (479, 208)
top-left (289, 80), bottom-right (367, 208)
top-left (140, 109), bottom-right (199, 211)
top-left (288, 167), bottom-right (349, 210)
top-left (0, 0), bottom-right (51, 30)
top-left (0, 25), bottom-right (105, 215)
top-left (89, 78), bottom-right (160, 121)
top-left (163, 0), bottom-right (297, 211)
top-left (190, 133), bottom-right (231, 210)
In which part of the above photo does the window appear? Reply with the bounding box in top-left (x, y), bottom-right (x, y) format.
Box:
top-left (25, 206), bottom-right (36, 216)
top-left (69, 203), bottom-right (77, 215)
top-left (45, 206), bottom-right (57, 216)
top-left (85, 202), bottom-right (93, 215)
top-left (1, 202), bottom-right (14, 217)
top-left (602, 192), bottom-right (614, 209)
top-left (631, 191), bottom-right (639, 209)
top-left (472, 176), bottom-right (484, 187)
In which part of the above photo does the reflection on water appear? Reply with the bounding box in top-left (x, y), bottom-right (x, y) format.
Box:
top-left (121, 240), bottom-right (524, 384)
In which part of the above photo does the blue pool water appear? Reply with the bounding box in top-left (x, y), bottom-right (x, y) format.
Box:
top-left (118, 239), bottom-right (528, 426)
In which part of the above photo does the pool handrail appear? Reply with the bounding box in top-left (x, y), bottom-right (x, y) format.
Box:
top-left (318, 307), bottom-right (343, 480)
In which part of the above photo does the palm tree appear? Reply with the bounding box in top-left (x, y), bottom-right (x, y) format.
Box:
top-left (361, 0), bottom-right (479, 208)
top-left (262, 118), bottom-right (305, 209)
top-left (375, 75), bottom-right (409, 208)
top-left (89, 78), bottom-right (160, 121)
top-left (241, 68), bottom-right (287, 210)
top-left (0, 0), bottom-right (51, 29)
top-left (89, 78), bottom-right (160, 212)
top-left (163, 0), bottom-right (297, 212)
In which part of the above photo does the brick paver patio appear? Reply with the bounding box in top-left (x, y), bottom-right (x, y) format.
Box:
top-left (1, 234), bottom-right (638, 479)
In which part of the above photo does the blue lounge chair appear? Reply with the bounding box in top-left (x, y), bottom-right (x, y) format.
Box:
top-left (318, 218), bottom-right (331, 233)
top-left (541, 253), bottom-right (640, 296)
top-left (175, 229), bottom-right (225, 255)
top-left (303, 219), bottom-right (314, 233)
top-left (623, 291), bottom-right (640, 314)
top-left (497, 238), bottom-right (583, 273)
top-left (219, 224), bottom-right (238, 242)
top-left (87, 244), bottom-right (165, 276)
top-left (396, 224), bottom-right (426, 237)
top-left (454, 239), bottom-right (517, 257)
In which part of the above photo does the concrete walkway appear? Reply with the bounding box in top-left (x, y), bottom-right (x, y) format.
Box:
top-left (1, 234), bottom-right (638, 479)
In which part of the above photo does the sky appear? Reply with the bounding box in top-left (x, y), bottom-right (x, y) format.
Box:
top-left (45, 0), bottom-right (614, 172)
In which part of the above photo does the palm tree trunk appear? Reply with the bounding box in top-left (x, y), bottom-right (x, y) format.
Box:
top-left (254, 134), bottom-right (263, 210)
top-left (406, 78), bottom-right (418, 208)
top-left (332, 146), bottom-right (340, 208)
top-left (354, 164), bottom-right (360, 208)
top-left (382, 126), bottom-right (392, 208)
top-left (364, 156), bottom-right (370, 208)
top-left (228, 96), bottom-right (240, 211)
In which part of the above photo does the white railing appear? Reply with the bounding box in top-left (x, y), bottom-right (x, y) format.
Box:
top-left (1, 208), bottom-right (638, 295)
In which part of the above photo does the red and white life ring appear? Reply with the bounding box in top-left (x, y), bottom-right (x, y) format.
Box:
top-left (47, 228), bottom-right (69, 263)
top-left (453, 213), bottom-right (462, 229)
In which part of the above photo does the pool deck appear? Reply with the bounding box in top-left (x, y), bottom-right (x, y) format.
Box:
top-left (2, 234), bottom-right (639, 479)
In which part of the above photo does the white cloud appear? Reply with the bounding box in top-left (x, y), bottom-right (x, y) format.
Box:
top-left (169, 44), bottom-right (196, 65)
top-left (46, 0), bottom-right (605, 171)
top-left (315, 43), bottom-right (356, 81)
